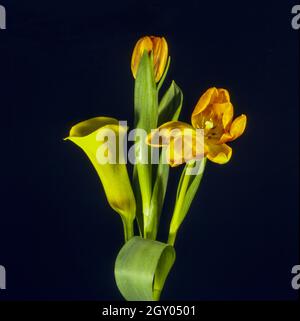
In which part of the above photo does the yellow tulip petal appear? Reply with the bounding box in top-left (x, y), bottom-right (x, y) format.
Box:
top-left (215, 88), bottom-right (230, 103)
top-left (207, 143), bottom-right (232, 164)
top-left (218, 132), bottom-right (232, 144)
top-left (222, 102), bottom-right (234, 130)
top-left (165, 135), bottom-right (189, 167)
top-left (131, 36), bottom-right (153, 79)
top-left (229, 114), bottom-right (247, 141)
top-left (147, 121), bottom-right (193, 147)
top-left (211, 102), bottom-right (234, 129)
top-left (164, 129), bottom-right (205, 167)
top-left (152, 36), bottom-right (168, 82)
top-left (131, 36), bottom-right (168, 82)
top-left (191, 87), bottom-right (218, 128)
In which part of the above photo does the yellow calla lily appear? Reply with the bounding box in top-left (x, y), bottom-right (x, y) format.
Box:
top-left (65, 116), bottom-right (136, 241)
top-left (131, 36), bottom-right (168, 82)
top-left (147, 87), bottom-right (247, 165)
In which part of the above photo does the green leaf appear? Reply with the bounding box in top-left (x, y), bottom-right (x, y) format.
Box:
top-left (157, 56), bottom-right (171, 92)
top-left (134, 51), bottom-right (158, 133)
top-left (147, 81), bottom-right (183, 239)
top-left (133, 52), bottom-right (158, 237)
top-left (168, 159), bottom-right (207, 245)
top-left (114, 236), bottom-right (176, 301)
top-left (132, 166), bottom-right (143, 236)
top-left (158, 80), bottom-right (183, 126)
top-left (148, 158), bottom-right (169, 239)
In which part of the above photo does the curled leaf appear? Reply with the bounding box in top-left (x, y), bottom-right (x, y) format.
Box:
top-left (114, 236), bottom-right (176, 301)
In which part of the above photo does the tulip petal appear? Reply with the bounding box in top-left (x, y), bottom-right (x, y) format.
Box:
top-left (207, 143), bottom-right (232, 164)
top-left (131, 36), bottom-right (153, 79)
top-left (222, 102), bottom-right (234, 130)
top-left (131, 36), bottom-right (168, 82)
top-left (152, 37), bottom-right (168, 82)
top-left (211, 102), bottom-right (234, 129)
top-left (191, 87), bottom-right (218, 128)
top-left (215, 88), bottom-right (230, 103)
top-left (165, 139), bottom-right (185, 167)
top-left (229, 114), bottom-right (247, 141)
top-left (165, 129), bottom-right (205, 167)
top-left (147, 121), bottom-right (193, 147)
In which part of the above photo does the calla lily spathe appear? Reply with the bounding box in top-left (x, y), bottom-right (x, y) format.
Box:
top-left (147, 87), bottom-right (247, 165)
top-left (65, 117), bottom-right (136, 240)
top-left (131, 36), bottom-right (168, 82)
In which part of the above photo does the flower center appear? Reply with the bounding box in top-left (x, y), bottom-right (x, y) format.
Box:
top-left (205, 120), bottom-right (214, 130)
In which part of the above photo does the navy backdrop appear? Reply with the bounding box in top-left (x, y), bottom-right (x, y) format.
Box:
top-left (0, 0), bottom-right (299, 300)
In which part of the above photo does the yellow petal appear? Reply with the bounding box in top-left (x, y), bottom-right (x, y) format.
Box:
top-left (69, 116), bottom-right (119, 137)
top-left (215, 88), bottom-right (230, 103)
top-left (131, 36), bottom-right (153, 79)
top-left (65, 117), bottom-right (136, 222)
top-left (131, 36), bottom-right (168, 82)
top-left (207, 143), bottom-right (232, 164)
top-left (211, 102), bottom-right (234, 129)
top-left (222, 103), bottom-right (234, 130)
top-left (164, 128), bottom-right (205, 167)
top-left (191, 87), bottom-right (218, 128)
top-left (152, 36), bottom-right (168, 82)
top-left (147, 121), bottom-right (193, 147)
top-left (165, 138), bottom-right (185, 167)
top-left (229, 114), bottom-right (247, 141)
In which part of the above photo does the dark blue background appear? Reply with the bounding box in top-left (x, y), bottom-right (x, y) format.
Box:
top-left (0, 0), bottom-right (299, 300)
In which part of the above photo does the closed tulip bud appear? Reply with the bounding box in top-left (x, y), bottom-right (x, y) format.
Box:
top-left (131, 36), bottom-right (168, 82)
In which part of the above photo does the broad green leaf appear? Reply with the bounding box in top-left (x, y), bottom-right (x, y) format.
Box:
top-left (148, 81), bottom-right (183, 239)
top-left (114, 236), bottom-right (176, 301)
top-left (133, 52), bottom-right (158, 237)
top-left (168, 158), bottom-right (207, 245)
top-left (134, 52), bottom-right (158, 132)
top-left (158, 80), bottom-right (183, 126)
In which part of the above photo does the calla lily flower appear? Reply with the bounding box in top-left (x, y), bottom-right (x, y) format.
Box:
top-left (65, 116), bottom-right (136, 241)
top-left (147, 87), bottom-right (247, 165)
top-left (131, 36), bottom-right (168, 82)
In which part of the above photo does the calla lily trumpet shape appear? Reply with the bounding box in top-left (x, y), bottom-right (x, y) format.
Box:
top-left (65, 116), bottom-right (136, 240)
top-left (147, 87), bottom-right (247, 165)
top-left (131, 36), bottom-right (168, 82)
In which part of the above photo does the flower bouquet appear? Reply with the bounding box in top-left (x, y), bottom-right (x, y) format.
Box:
top-left (65, 36), bottom-right (247, 301)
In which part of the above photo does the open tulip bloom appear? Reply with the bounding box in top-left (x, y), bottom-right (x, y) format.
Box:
top-left (65, 36), bottom-right (247, 301)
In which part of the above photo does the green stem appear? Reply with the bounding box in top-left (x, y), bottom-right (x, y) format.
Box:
top-left (167, 167), bottom-right (191, 245)
top-left (167, 232), bottom-right (177, 246)
top-left (122, 217), bottom-right (134, 242)
top-left (157, 56), bottom-right (171, 93)
top-left (167, 159), bottom-right (206, 245)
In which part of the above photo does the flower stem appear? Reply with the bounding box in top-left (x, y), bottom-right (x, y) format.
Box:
top-left (167, 170), bottom-right (190, 246)
top-left (167, 159), bottom-right (206, 246)
top-left (122, 217), bottom-right (134, 242)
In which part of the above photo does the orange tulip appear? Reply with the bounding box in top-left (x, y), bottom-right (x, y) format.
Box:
top-left (147, 87), bottom-right (247, 165)
top-left (131, 36), bottom-right (168, 82)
